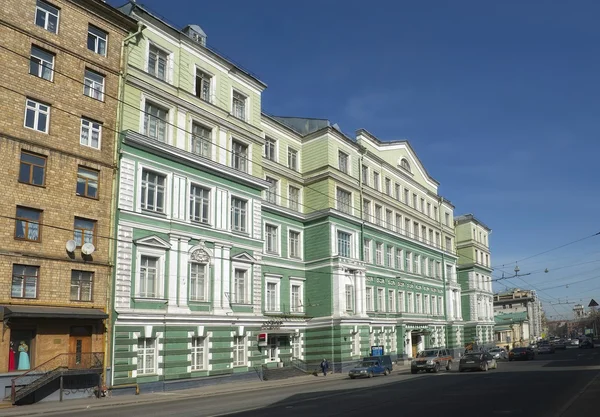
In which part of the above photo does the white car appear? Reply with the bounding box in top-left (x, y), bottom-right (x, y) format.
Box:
top-left (488, 348), bottom-right (508, 360)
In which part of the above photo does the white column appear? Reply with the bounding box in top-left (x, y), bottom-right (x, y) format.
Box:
top-left (178, 239), bottom-right (191, 311)
top-left (168, 235), bottom-right (181, 307)
top-left (406, 330), bottom-right (413, 358)
top-left (418, 335), bottom-right (425, 352)
top-left (332, 267), bottom-right (344, 317)
top-left (356, 270), bottom-right (365, 316)
top-left (213, 245), bottom-right (224, 313)
top-left (218, 128), bottom-right (228, 165)
top-left (221, 245), bottom-right (231, 311)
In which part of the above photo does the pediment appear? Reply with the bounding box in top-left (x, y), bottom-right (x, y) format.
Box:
top-left (133, 235), bottom-right (171, 249)
top-left (231, 251), bottom-right (257, 263)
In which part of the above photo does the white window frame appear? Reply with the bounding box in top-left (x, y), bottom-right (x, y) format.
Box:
top-left (290, 278), bottom-right (305, 313)
top-left (388, 290), bottom-right (396, 313)
top-left (191, 121), bottom-right (213, 158)
top-left (336, 187), bottom-right (352, 215)
top-left (288, 229), bottom-right (302, 260)
top-left (30, 45), bottom-right (54, 81)
top-left (375, 205), bottom-right (382, 226)
top-left (264, 223), bottom-right (280, 255)
top-left (80, 118), bottom-right (102, 149)
top-left (407, 292), bottom-right (414, 313)
top-left (424, 294), bottom-right (430, 314)
top-left (87, 24), bottom-right (107, 56)
top-left (288, 185), bottom-right (300, 212)
top-left (147, 42), bottom-right (171, 82)
top-left (83, 69), bottom-right (105, 101)
top-left (231, 263), bottom-right (251, 304)
top-left (140, 168), bottom-right (167, 214)
top-left (143, 100), bottom-right (169, 143)
top-left (345, 284), bottom-right (355, 312)
top-left (373, 172), bottom-right (380, 190)
top-left (191, 336), bottom-right (207, 371)
top-left (230, 196), bottom-right (248, 233)
top-left (194, 67), bottom-right (213, 102)
top-left (416, 293), bottom-right (422, 314)
top-left (386, 246), bottom-right (393, 268)
top-left (398, 291), bottom-right (405, 312)
top-left (338, 150), bottom-right (349, 174)
top-left (377, 288), bottom-right (384, 312)
top-left (396, 248), bottom-right (403, 271)
top-left (189, 183), bottom-right (211, 225)
top-left (24, 99), bottom-right (50, 133)
top-left (137, 337), bottom-right (157, 375)
top-left (232, 90), bottom-right (248, 121)
top-left (264, 137), bottom-right (277, 162)
top-left (363, 238), bottom-right (371, 263)
top-left (366, 286), bottom-right (374, 311)
top-left (352, 332), bottom-right (361, 356)
top-left (375, 242), bottom-right (383, 265)
top-left (189, 261), bottom-right (208, 302)
top-left (337, 230), bottom-right (352, 258)
top-left (35, 0), bottom-right (59, 33)
top-left (231, 138), bottom-right (249, 172)
top-left (405, 251), bottom-right (412, 273)
top-left (135, 247), bottom-right (166, 299)
top-left (287, 147), bottom-right (298, 171)
top-left (265, 176), bottom-right (278, 204)
top-left (233, 335), bottom-right (247, 367)
top-left (264, 275), bottom-right (281, 312)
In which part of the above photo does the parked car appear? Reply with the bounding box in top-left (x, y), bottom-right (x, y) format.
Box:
top-left (459, 352), bottom-right (497, 372)
top-left (553, 340), bottom-right (567, 350)
top-left (538, 343), bottom-right (556, 354)
top-left (362, 355), bottom-right (393, 373)
top-left (509, 347), bottom-right (535, 361)
top-left (579, 339), bottom-right (594, 349)
top-left (411, 348), bottom-right (453, 374)
top-left (571, 339), bottom-right (580, 346)
top-left (348, 360), bottom-right (389, 379)
top-left (488, 347), bottom-right (508, 360)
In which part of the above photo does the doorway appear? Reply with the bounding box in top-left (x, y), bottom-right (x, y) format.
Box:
top-left (411, 333), bottom-right (420, 358)
top-left (267, 335), bottom-right (279, 362)
top-left (69, 326), bottom-right (92, 369)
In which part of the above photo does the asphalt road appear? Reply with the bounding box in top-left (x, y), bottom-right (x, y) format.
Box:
top-left (35, 347), bottom-right (600, 417)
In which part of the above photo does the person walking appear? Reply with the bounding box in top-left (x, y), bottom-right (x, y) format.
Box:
top-left (320, 358), bottom-right (329, 376)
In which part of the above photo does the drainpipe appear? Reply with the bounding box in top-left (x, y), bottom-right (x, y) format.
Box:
top-left (438, 197), bottom-right (449, 353)
top-left (106, 20), bottom-right (146, 388)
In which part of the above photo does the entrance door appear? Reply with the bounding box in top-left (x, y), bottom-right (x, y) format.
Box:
top-left (411, 334), bottom-right (420, 358)
top-left (69, 326), bottom-right (92, 369)
top-left (267, 335), bottom-right (278, 362)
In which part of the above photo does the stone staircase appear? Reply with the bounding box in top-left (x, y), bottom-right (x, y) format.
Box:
top-left (262, 365), bottom-right (307, 381)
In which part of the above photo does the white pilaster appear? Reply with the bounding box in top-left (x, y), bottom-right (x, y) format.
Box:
top-left (172, 175), bottom-right (187, 221)
top-left (332, 267), bottom-right (344, 316)
top-left (178, 239), bottom-right (191, 309)
top-left (168, 235), bottom-right (181, 307)
top-left (221, 245), bottom-right (231, 311)
top-left (219, 129), bottom-right (228, 165)
top-left (213, 245), bottom-right (224, 313)
top-left (406, 330), bottom-right (413, 358)
top-left (177, 111), bottom-right (187, 149)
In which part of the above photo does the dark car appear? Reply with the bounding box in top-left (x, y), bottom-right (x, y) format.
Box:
top-left (348, 360), bottom-right (388, 379)
top-left (538, 343), bottom-right (555, 354)
top-left (579, 339), bottom-right (594, 349)
top-left (362, 355), bottom-right (393, 373)
top-left (459, 352), bottom-right (497, 372)
top-left (509, 347), bottom-right (535, 361)
top-left (551, 340), bottom-right (567, 350)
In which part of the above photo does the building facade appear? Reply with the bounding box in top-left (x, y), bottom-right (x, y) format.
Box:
top-left (454, 214), bottom-right (494, 347)
top-left (0, 0), bottom-right (135, 376)
top-left (494, 288), bottom-right (543, 345)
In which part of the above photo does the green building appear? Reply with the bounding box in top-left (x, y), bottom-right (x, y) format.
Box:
top-left (110, 2), bottom-right (473, 389)
top-left (454, 214), bottom-right (494, 348)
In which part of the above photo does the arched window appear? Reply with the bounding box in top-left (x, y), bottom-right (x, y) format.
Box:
top-left (189, 246), bottom-right (211, 302)
top-left (400, 158), bottom-right (411, 172)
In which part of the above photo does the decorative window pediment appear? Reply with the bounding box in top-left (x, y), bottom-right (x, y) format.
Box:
top-left (231, 251), bottom-right (256, 264)
top-left (189, 240), bottom-right (213, 264)
top-left (133, 235), bottom-right (171, 249)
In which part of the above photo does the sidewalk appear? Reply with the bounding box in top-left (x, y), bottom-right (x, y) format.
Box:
top-left (0, 366), bottom-right (412, 416)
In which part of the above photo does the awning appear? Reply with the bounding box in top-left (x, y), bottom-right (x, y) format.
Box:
top-left (0, 305), bottom-right (108, 320)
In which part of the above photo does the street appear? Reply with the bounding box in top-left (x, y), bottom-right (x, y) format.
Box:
top-left (10, 347), bottom-right (600, 417)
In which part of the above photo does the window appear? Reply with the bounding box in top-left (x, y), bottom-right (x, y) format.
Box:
top-left (148, 44), bottom-right (168, 81)
top-left (386, 210), bottom-right (393, 230)
top-left (432, 296), bottom-right (437, 315)
top-left (400, 158), bottom-right (410, 171)
top-left (486, 254), bottom-right (489, 267)
top-left (396, 249), bottom-right (403, 270)
top-left (139, 255), bottom-right (159, 298)
top-left (377, 288), bottom-right (384, 311)
top-left (19, 152), bottom-right (46, 186)
top-left (375, 242), bottom-right (383, 265)
top-left (407, 292), bottom-right (414, 313)
top-left (336, 188), bottom-right (351, 214)
top-left (403, 188), bottom-right (409, 204)
top-left (385, 178), bottom-right (391, 195)
top-left (232, 140), bottom-right (248, 171)
top-left (83, 69), bottom-right (104, 101)
top-left (361, 165), bottom-right (368, 185)
top-left (435, 232), bottom-right (441, 248)
top-left (412, 193), bottom-right (418, 208)
top-left (337, 231), bottom-right (351, 257)
top-left (24, 99), bottom-right (49, 133)
top-left (189, 263), bottom-right (207, 301)
top-left (395, 214), bottom-right (402, 233)
top-left (404, 218), bottom-right (411, 237)
top-left (338, 151), bottom-right (349, 174)
top-left (230, 197), bottom-right (247, 233)
top-left (29, 46), bottom-right (54, 81)
top-left (15, 207), bottom-right (41, 242)
top-left (373, 172), bottom-right (380, 190)
top-left (289, 230), bottom-right (301, 259)
top-left (265, 281), bottom-right (279, 312)
top-left (288, 147), bottom-right (298, 171)
top-left (12, 265), bottom-right (38, 299)
top-left (416, 293), bottom-right (422, 313)
top-left (265, 177), bottom-right (277, 204)
top-left (73, 217), bottom-right (95, 247)
top-left (386, 246), bottom-right (393, 267)
top-left (191, 337), bottom-right (206, 370)
top-left (375, 205), bottom-right (382, 226)
top-left (433, 206), bottom-right (438, 220)
top-left (405, 251), bottom-right (412, 272)
top-left (366, 287), bottom-right (374, 311)
top-left (414, 254), bottom-right (420, 274)
top-left (395, 184), bottom-right (401, 200)
top-left (352, 332), bottom-right (360, 356)
top-left (233, 269), bottom-right (247, 303)
top-left (388, 290), bottom-right (395, 313)
top-left (137, 338), bottom-right (156, 375)
top-left (80, 118), bottom-right (102, 149)
top-left (87, 25), bottom-right (107, 55)
top-left (363, 238), bottom-right (371, 263)
top-left (70, 270), bottom-right (93, 301)
top-left (232, 91), bottom-right (247, 120)
top-left (76, 167), bottom-right (98, 199)
top-left (398, 291), bottom-right (405, 312)
top-left (195, 69), bottom-right (211, 102)
top-left (233, 336), bottom-right (246, 366)
top-left (445, 237), bottom-right (452, 252)
top-left (265, 224), bottom-right (279, 254)
top-left (421, 226), bottom-right (427, 242)
top-left (445, 212), bottom-right (450, 226)
top-left (189, 184), bottom-right (210, 224)
top-left (436, 261), bottom-right (442, 279)
top-left (414, 222), bottom-right (419, 239)
top-left (291, 283), bottom-right (303, 312)
top-left (362, 199), bottom-right (371, 221)
top-left (424, 295), bottom-right (430, 314)
top-left (428, 259), bottom-right (434, 277)
top-left (420, 198), bottom-right (425, 213)
top-left (429, 229), bottom-right (434, 245)
top-left (289, 186), bottom-right (300, 211)
top-left (191, 123), bottom-right (212, 158)
top-left (345, 284), bottom-right (354, 312)
top-left (144, 102), bottom-right (168, 142)
top-left (264, 137), bottom-right (276, 161)
top-left (446, 265), bottom-right (454, 282)
top-left (35, 0), bottom-right (59, 33)
top-left (141, 170), bottom-right (166, 213)
top-left (438, 297), bottom-right (443, 315)
top-left (427, 203), bottom-right (431, 217)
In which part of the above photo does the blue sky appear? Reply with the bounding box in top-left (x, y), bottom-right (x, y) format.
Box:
top-left (110, 0), bottom-right (600, 319)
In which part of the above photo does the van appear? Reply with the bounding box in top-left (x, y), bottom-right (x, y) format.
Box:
top-left (362, 355), bottom-right (393, 373)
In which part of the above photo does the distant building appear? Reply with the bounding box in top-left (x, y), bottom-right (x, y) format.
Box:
top-left (493, 288), bottom-right (543, 344)
top-left (573, 304), bottom-right (586, 319)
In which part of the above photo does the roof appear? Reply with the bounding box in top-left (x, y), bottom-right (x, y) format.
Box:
top-left (495, 311), bottom-right (528, 324)
top-left (0, 305), bottom-right (108, 320)
top-left (270, 116), bottom-right (342, 136)
top-left (454, 214), bottom-right (492, 231)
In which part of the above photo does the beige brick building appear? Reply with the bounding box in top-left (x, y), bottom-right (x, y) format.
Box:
top-left (0, 0), bottom-right (135, 379)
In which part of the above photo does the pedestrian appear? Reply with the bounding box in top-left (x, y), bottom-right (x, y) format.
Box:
top-left (320, 358), bottom-right (329, 376)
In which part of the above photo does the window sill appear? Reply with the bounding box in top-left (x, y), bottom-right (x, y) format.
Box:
top-left (132, 297), bottom-right (168, 304)
top-left (18, 181), bottom-right (46, 188)
top-left (13, 238), bottom-right (41, 243)
top-left (76, 193), bottom-right (99, 200)
top-left (188, 299), bottom-right (210, 304)
top-left (140, 209), bottom-right (167, 217)
top-left (231, 230), bottom-right (249, 237)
